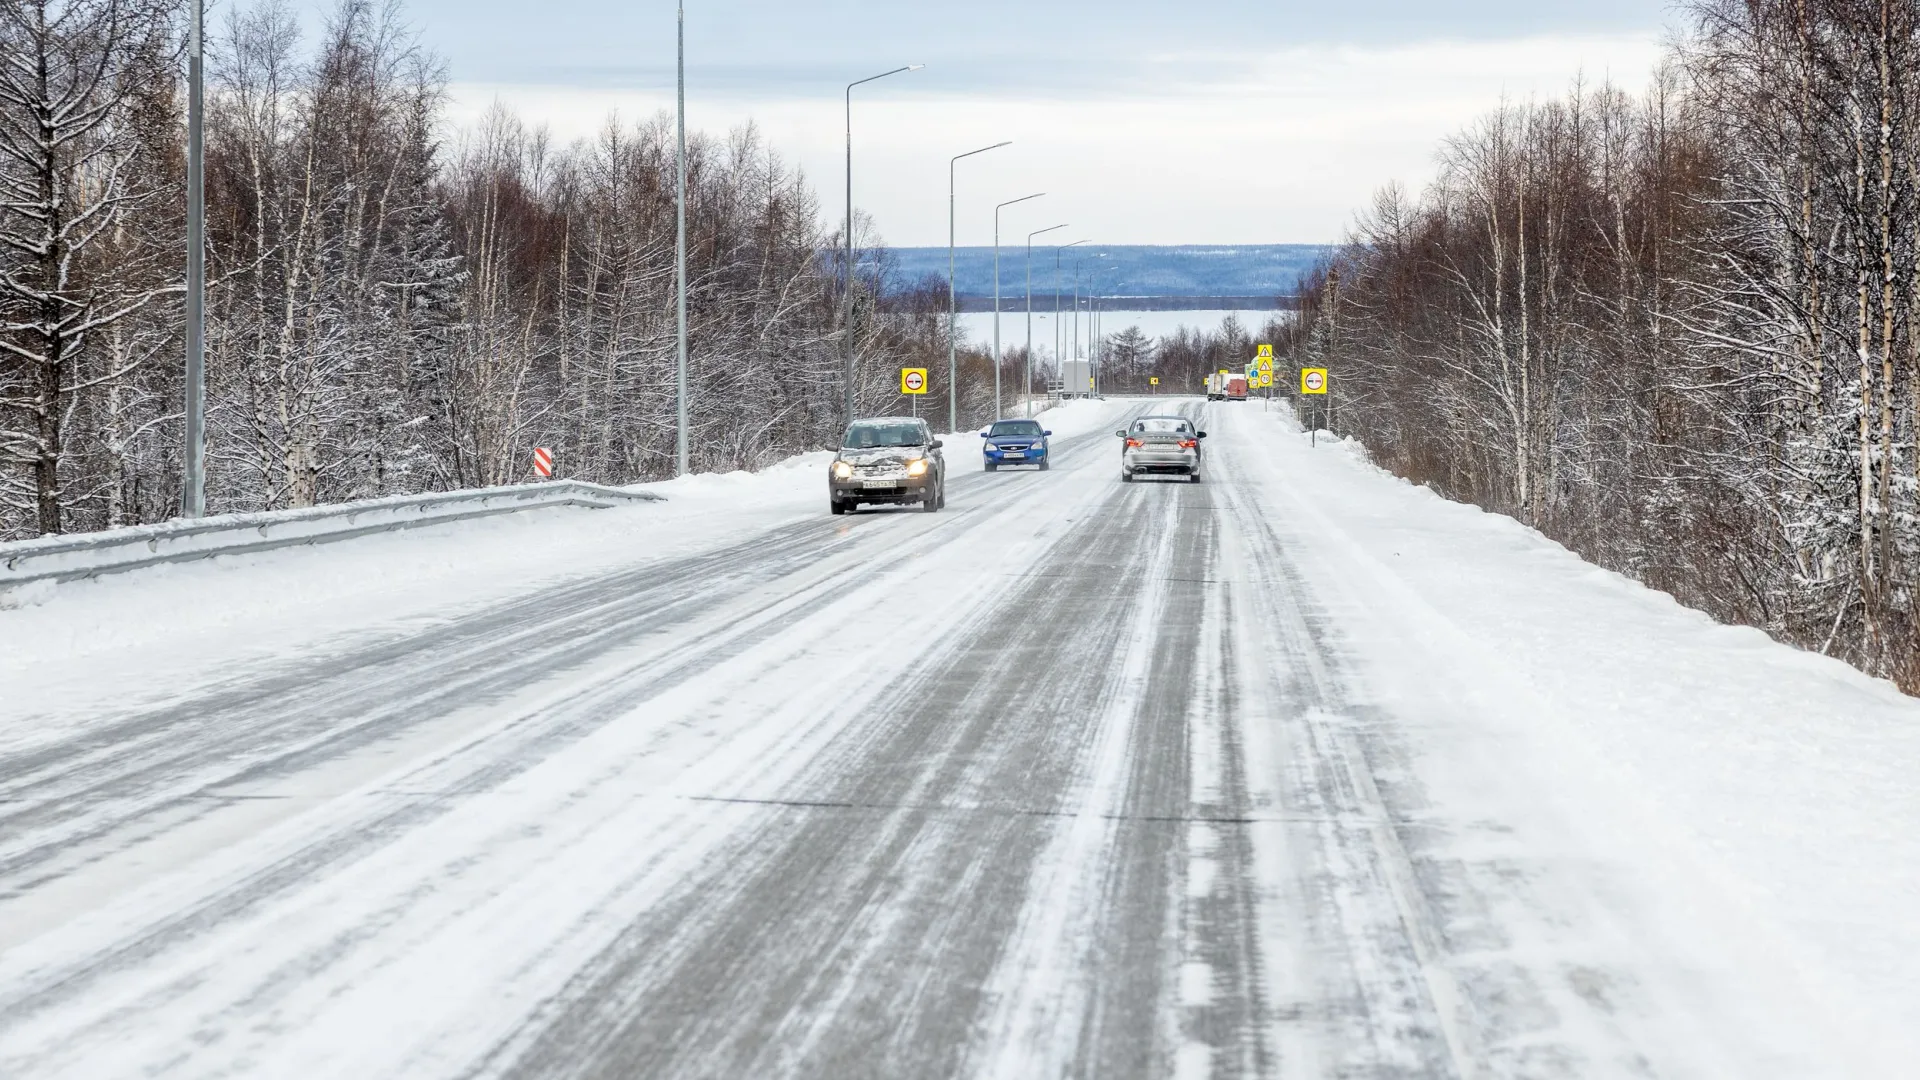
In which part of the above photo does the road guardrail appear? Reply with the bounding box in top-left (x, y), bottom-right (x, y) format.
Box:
top-left (0, 481), bottom-right (664, 590)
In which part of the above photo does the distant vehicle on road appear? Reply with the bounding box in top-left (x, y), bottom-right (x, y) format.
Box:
top-left (1204, 373), bottom-right (1247, 401)
top-left (1117, 415), bottom-right (1206, 482)
top-left (829, 417), bottom-right (946, 514)
top-left (980, 419), bottom-right (1051, 471)
top-left (1058, 359), bottom-right (1093, 398)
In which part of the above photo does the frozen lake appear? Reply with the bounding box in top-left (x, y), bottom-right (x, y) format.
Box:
top-left (955, 309), bottom-right (1286, 360)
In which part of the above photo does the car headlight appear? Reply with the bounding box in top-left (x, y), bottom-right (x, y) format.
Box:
top-left (906, 459), bottom-right (928, 477)
top-left (831, 461), bottom-right (853, 479)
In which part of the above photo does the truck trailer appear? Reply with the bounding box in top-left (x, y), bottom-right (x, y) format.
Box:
top-left (1207, 373), bottom-right (1247, 401)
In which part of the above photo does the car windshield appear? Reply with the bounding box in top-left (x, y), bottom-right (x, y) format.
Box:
top-left (1134, 418), bottom-right (1190, 434)
top-left (843, 421), bottom-right (926, 449)
top-left (989, 421), bottom-right (1042, 437)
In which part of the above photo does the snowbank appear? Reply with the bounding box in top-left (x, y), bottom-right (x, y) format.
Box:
top-left (0, 398), bottom-right (1130, 749)
top-left (1226, 404), bottom-right (1920, 1074)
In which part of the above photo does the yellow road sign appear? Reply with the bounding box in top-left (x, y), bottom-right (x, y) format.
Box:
top-left (901, 368), bottom-right (928, 395)
top-left (1256, 343), bottom-right (1274, 357)
top-left (1149, 377), bottom-right (1159, 385)
top-left (1300, 367), bottom-right (1329, 395)
top-left (1257, 356), bottom-right (1274, 374)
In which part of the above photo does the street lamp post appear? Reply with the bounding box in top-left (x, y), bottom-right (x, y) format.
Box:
top-left (990, 193), bottom-right (1043, 421)
top-left (674, 1), bottom-right (689, 475)
top-left (181, 0), bottom-right (205, 516)
top-left (1023, 223), bottom-right (1066, 420)
top-left (947, 142), bottom-right (1011, 432)
top-left (842, 63), bottom-right (922, 432)
top-left (1091, 267), bottom-right (1122, 396)
top-left (1053, 239), bottom-right (1086, 403)
top-left (1072, 260), bottom-right (1084, 392)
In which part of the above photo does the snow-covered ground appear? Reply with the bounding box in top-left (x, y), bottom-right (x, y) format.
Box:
top-left (0, 395), bottom-right (1915, 1077)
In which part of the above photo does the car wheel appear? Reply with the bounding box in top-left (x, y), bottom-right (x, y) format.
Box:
top-left (1188, 470), bottom-right (1202, 484)
top-left (830, 496), bottom-right (848, 515)
top-left (922, 486), bottom-right (940, 512)
top-left (1039, 458), bottom-right (1050, 472)
top-left (937, 480), bottom-right (947, 509)
top-left (984, 462), bottom-right (997, 472)
top-left (1121, 469), bottom-right (1133, 483)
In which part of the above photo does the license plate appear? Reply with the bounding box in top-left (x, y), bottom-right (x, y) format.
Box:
top-left (861, 479), bottom-right (897, 489)
top-left (1004, 452), bottom-right (1025, 459)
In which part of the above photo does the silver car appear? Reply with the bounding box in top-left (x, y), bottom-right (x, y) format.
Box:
top-left (1117, 415), bottom-right (1206, 483)
top-left (828, 417), bottom-right (947, 514)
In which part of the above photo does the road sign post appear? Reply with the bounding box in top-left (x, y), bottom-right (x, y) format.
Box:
top-left (901, 367), bottom-right (928, 417)
top-left (1149, 376), bottom-right (1159, 394)
top-left (1300, 367), bottom-right (1328, 446)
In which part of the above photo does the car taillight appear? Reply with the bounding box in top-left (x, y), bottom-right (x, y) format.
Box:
top-left (1125, 438), bottom-right (1143, 448)
top-left (1178, 438), bottom-right (1197, 448)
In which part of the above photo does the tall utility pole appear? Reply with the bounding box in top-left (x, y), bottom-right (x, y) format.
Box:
top-left (990, 193), bottom-right (1042, 421)
top-left (675, 1), bottom-right (689, 476)
top-left (1024, 224), bottom-right (1066, 418)
top-left (947, 141), bottom-right (1010, 432)
top-left (842, 64), bottom-right (921, 431)
top-left (180, 0), bottom-right (205, 517)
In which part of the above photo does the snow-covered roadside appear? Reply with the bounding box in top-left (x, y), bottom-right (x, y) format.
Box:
top-left (1222, 404), bottom-right (1920, 1074)
top-left (0, 398), bottom-right (1125, 749)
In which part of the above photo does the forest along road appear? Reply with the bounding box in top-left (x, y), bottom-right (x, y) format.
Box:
top-left (0, 397), bottom-right (1914, 1078)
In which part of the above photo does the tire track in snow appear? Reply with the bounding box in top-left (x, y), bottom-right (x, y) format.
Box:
top-left (0, 416), bottom-right (1139, 939)
top-left (0, 405), bottom-right (1153, 1076)
top-left (478, 428), bottom-right (1169, 1080)
top-left (1214, 405), bottom-right (1486, 1077)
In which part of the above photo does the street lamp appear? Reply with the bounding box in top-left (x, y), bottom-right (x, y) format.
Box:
top-left (1054, 239), bottom-right (1087, 402)
top-left (1025, 224), bottom-right (1068, 417)
top-left (843, 63), bottom-right (922, 431)
top-left (1072, 253), bottom-right (1099, 388)
top-left (992, 192), bottom-right (1043, 420)
top-left (948, 141), bottom-right (1011, 432)
top-left (674, 0), bottom-right (690, 475)
top-left (181, 0), bottom-right (205, 515)
top-left (1089, 264), bottom-right (1122, 396)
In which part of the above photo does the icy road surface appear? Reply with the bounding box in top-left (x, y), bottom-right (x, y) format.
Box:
top-left (2, 398), bottom-right (1918, 1078)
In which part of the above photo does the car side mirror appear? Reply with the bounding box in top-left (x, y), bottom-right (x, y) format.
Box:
top-left (1042, 430), bottom-right (1052, 436)
top-left (1115, 430), bottom-right (1127, 437)
top-left (1198, 431), bottom-right (1208, 438)
top-left (930, 439), bottom-right (944, 449)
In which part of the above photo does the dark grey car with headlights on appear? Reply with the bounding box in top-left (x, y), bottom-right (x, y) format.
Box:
top-left (829, 417), bottom-right (947, 514)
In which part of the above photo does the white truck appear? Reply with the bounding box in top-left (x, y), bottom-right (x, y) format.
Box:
top-left (1058, 360), bottom-right (1094, 398)
top-left (1206, 372), bottom-right (1248, 401)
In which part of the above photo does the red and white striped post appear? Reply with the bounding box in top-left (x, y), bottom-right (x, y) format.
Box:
top-left (532, 447), bottom-right (554, 479)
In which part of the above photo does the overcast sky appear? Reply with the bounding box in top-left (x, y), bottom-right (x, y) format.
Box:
top-left (295, 0), bottom-right (1676, 245)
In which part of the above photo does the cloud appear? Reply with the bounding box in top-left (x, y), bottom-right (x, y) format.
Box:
top-left (443, 33), bottom-right (1664, 245)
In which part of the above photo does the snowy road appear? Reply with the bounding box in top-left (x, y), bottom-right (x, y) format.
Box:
top-left (3, 398), bottom-right (1919, 1078)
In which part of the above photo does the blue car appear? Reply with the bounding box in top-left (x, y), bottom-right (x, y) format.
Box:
top-left (980, 419), bottom-right (1051, 471)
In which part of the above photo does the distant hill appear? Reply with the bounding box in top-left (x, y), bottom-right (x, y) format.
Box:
top-left (879, 244), bottom-right (1331, 308)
